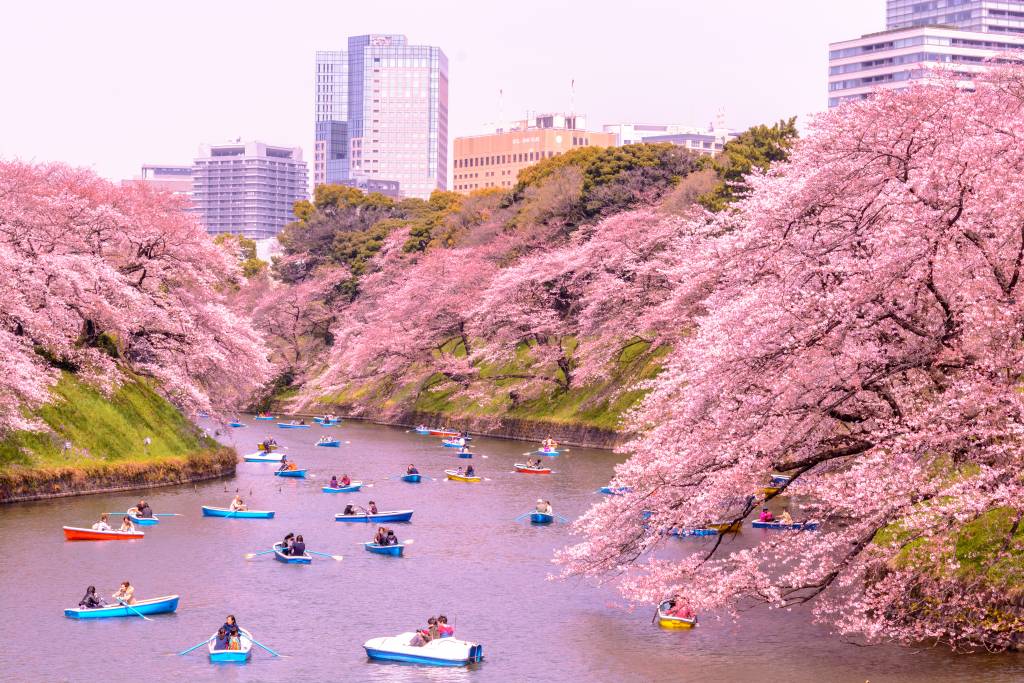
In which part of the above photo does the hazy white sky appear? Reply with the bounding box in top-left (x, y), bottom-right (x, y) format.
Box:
top-left (0, 0), bottom-right (879, 182)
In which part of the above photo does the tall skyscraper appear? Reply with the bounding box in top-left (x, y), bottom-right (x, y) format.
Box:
top-left (886, 0), bottom-right (1024, 33)
top-left (314, 34), bottom-right (448, 199)
top-left (191, 141), bottom-right (308, 240)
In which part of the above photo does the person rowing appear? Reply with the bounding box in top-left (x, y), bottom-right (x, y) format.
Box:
top-left (459, 444), bottom-right (470, 454)
top-left (340, 474), bottom-right (351, 486)
top-left (79, 585), bottom-right (106, 609)
top-left (666, 595), bottom-right (695, 619)
top-left (277, 455), bottom-right (290, 471)
top-left (91, 513), bottom-right (111, 531)
top-left (129, 499), bottom-right (153, 518)
top-left (780, 508), bottom-right (794, 525)
top-left (759, 507), bottom-right (775, 523)
top-left (374, 526), bottom-right (387, 545)
top-left (385, 529), bottom-right (399, 546)
top-left (466, 464), bottom-right (475, 477)
top-left (406, 464), bottom-right (419, 475)
top-left (368, 501), bottom-right (378, 514)
top-left (535, 499), bottom-right (553, 515)
top-left (112, 580), bottom-right (135, 605)
top-left (230, 495), bottom-right (248, 512)
top-left (282, 532), bottom-right (295, 553)
top-left (329, 475), bottom-right (340, 488)
top-left (222, 614), bottom-right (241, 649)
top-left (289, 534), bottom-right (306, 556)
top-left (343, 504), bottom-right (357, 516)
top-left (118, 516), bottom-right (136, 532)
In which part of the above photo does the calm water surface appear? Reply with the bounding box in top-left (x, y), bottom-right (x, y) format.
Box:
top-left (2, 420), bottom-right (1023, 682)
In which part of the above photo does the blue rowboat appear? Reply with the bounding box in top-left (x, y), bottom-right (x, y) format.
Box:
top-left (316, 440), bottom-right (341, 447)
top-left (244, 451), bottom-right (283, 463)
top-left (457, 452), bottom-right (473, 459)
top-left (674, 528), bottom-right (719, 537)
top-left (538, 448), bottom-right (559, 456)
top-left (770, 474), bottom-right (792, 486)
top-left (128, 513), bottom-right (159, 526)
top-left (228, 422), bottom-right (245, 428)
top-left (277, 423), bottom-right (310, 429)
top-left (414, 427), bottom-right (430, 434)
top-left (336, 509), bottom-right (414, 523)
top-left (274, 469), bottom-right (307, 478)
top-left (530, 512), bottom-right (554, 524)
top-left (442, 439), bottom-right (467, 448)
top-left (401, 473), bottom-right (421, 483)
top-left (322, 482), bottom-right (362, 493)
top-left (313, 416), bottom-right (340, 424)
top-left (253, 415), bottom-right (275, 421)
top-left (201, 506), bottom-right (275, 519)
top-left (209, 628), bottom-right (254, 663)
top-left (752, 520), bottom-right (819, 531)
top-left (273, 542), bottom-right (312, 564)
top-left (598, 486), bottom-right (632, 495)
top-left (364, 634), bottom-right (483, 666)
top-left (64, 594), bottom-right (180, 619)
top-left (364, 542), bottom-right (405, 557)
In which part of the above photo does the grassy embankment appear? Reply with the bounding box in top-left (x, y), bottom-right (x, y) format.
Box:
top-left (0, 372), bottom-right (233, 501)
top-left (313, 338), bottom-right (668, 434)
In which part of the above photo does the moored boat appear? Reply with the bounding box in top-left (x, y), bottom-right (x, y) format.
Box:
top-left (364, 542), bottom-right (405, 557)
top-left (530, 512), bottom-right (554, 524)
top-left (445, 470), bottom-right (481, 483)
top-left (209, 627), bottom-right (254, 662)
top-left (429, 429), bottom-right (460, 438)
top-left (274, 469), bottom-right (307, 478)
top-left (335, 509), bottom-right (414, 523)
top-left (364, 633), bottom-right (484, 666)
top-left (244, 451), bottom-right (284, 463)
top-left (65, 594), bottom-right (179, 619)
top-left (316, 440), bottom-right (341, 447)
top-left (63, 526), bottom-right (144, 541)
top-left (657, 601), bottom-right (697, 629)
top-left (201, 506), bottom-right (275, 519)
top-left (752, 520), bottom-right (819, 531)
top-left (401, 473), bottom-right (422, 483)
top-left (322, 482), bottom-right (363, 493)
top-left (277, 423), bottom-right (310, 429)
top-left (514, 463), bottom-right (552, 474)
top-left (273, 542), bottom-right (312, 564)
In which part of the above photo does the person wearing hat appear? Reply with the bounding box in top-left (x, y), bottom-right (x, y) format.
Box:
top-left (759, 507), bottom-right (774, 523)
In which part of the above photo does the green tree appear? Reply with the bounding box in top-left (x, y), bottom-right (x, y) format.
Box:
top-left (698, 117), bottom-right (799, 211)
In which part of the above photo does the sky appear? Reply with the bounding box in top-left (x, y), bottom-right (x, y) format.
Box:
top-left (0, 0), bottom-right (880, 184)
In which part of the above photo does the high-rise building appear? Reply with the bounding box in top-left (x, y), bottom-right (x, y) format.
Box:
top-left (314, 34), bottom-right (448, 199)
top-left (603, 122), bottom-right (736, 154)
top-left (886, 0), bottom-right (1024, 34)
top-left (121, 164), bottom-right (193, 197)
top-left (191, 141), bottom-right (307, 240)
top-left (452, 113), bottom-right (616, 194)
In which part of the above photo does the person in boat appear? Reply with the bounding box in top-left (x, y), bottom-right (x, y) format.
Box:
top-left (92, 513), bottom-right (112, 531)
top-left (229, 495), bottom-right (247, 512)
top-left (112, 580), bottom-right (135, 605)
top-left (667, 596), bottom-right (696, 619)
top-left (459, 445), bottom-right (470, 454)
top-left (329, 475), bottom-right (340, 488)
top-left (455, 466), bottom-right (464, 476)
top-left (368, 501), bottom-right (378, 514)
top-left (385, 529), bottom-right (399, 546)
top-left (222, 615), bottom-right (241, 649)
top-left (282, 532), bottom-right (295, 552)
top-left (759, 507), bottom-right (775, 523)
top-left (119, 516), bottom-right (136, 532)
top-left (780, 508), bottom-right (794, 525)
top-left (214, 627), bottom-right (230, 651)
top-left (343, 504), bottom-right (356, 516)
top-left (277, 455), bottom-right (290, 471)
top-left (291, 534), bottom-right (306, 557)
top-left (427, 616), bottom-right (440, 640)
top-left (466, 464), bottom-right (475, 477)
top-left (535, 499), bottom-right (553, 515)
top-left (438, 615), bottom-right (454, 637)
top-left (299, 419), bottom-right (307, 426)
top-left (407, 464), bottom-right (418, 475)
top-left (374, 526), bottom-right (387, 545)
top-left (79, 585), bottom-right (106, 609)
top-left (340, 474), bottom-right (351, 486)
top-left (286, 461), bottom-right (298, 471)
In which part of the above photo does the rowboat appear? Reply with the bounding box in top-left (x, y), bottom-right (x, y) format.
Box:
top-left (708, 520), bottom-right (742, 533)
top-left (322, 482), bottom-right (363, 493)
top-left (128, 513), bottom-right (159, 526)
top-left (598, 486), bottom-right (632, 495)
top-left (256, 443), bottom-right (279, 451)
top-left (445, 470), bottom-right (481, 483)
top-left (442, 439), bottom-right (467, 448)
top-left (414, 426), bottom-right (430, 434)
top-left (537, 448), bottom-right (560, 456)
top-left (335, 510), bottom-right (414, 523)
top-left (316, 440), bottom-right (341, 447)
top-left (771, 474), bottom-right (793, 486)
top-left (530, 512), bottom-right (554, 524)
top-left (515, 463), bottom-right (551, 474)
top-left (313, 417), bottom-right (340, 426)
top-left (401, 473), bottom-right (422, 483)
top-left (364, 542), bottom-right (405, 557)
top-left (253, 415), bottom-right (276, 421)
top-left (752, 520), bottom-right (819, 531)
top-left (457, 452), bottom-right (473, 459)
top-left (429, 429), bottom-right (460, 438)
top-left (277, 423), bottom-right (310, 429)
top-left (209, 627), bottom-right (254, 663)
top-left (228, 422), bottom-right (245, 428)
top-left (63, 526), bottom-right (144, 541)
top-left (657, 601), bottom-right (697, 629)
top-left (201, 506), bottom-right (275, 519)
top-left (364, 633), bottom-right (484, 666)
top-left (274, 469), bottom-right (307, 478)
top-left (273, 542), bottom-right (312, 564)
top-left (668, 527), bottom-right (719, 537)
top-left (763, 486), bottom-right (781, 496)
top-left (65, 594), bottom-right (180, 619)
top-left (244, 451), bottom-right (284, 463)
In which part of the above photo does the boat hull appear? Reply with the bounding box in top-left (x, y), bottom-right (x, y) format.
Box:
top-left (273, 543), bottom-right (312, 564)
top-left (364, 634), bottom-right (483, 667)
top-left (530, 513), bottom-right (554, 524)
top-left (253, 416), bottom-right (275, 421)
top-left (316, 441), bottom-right (341, 447)
top-left (401, 474), bottom-right (422, 483)
top-left (65, 595), bottom-right (179, 618)
top-left (442, 440), bottom-right (467, 448)
top-left (515, 464), bottom-right (551, 474)
top-left (277, 423), bottom-right (310, 429)
top-left (244, 451), bottom-right (284, 463)
top-left (336, 510), bottom-right (414, 523)
top-left (256, 443), bottom-right (279, 451)
top-left (457, 452), bottom-right (473, 459)
top-left (128, 513), bottom-right (159, 526)
top-left (538, 449), bottom-right (560, 456)
top-left (752, 520), bottom-right (819, 530)
top-left (429, 430), bottom-right (460, 437)
top-left (201, 506), bottom-right (275, 519)
top-left (274, 469), bottom-right (307, 478)
top-left (322, 483), bottom-right (362, 493)
top-left (209, 628), bottom-right (253, 663)
top-left (364, 542), bottom-right (405, 556)
top-left (63, 526), bottom-right (144, 541)
top-left (446, 471), bottom-right (481, 482)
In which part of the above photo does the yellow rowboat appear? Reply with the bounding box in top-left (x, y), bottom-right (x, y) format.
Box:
top-left (657, 601), bottom-right (697, 629)
top-left (445, 469), bottom-right (481, 483)
top-left (707, 520), bottom-right (741, 533)
top-left (763, 486), bottom-right (780, 496)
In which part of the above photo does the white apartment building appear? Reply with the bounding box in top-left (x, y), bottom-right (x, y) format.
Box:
top-left (602, 122), bottom-right (736, 155)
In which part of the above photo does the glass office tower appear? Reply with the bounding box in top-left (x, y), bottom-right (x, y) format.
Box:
top-left (314, 34), bottom-right (448, 199)
top-left (887, 0), bottom-right (1024, 33)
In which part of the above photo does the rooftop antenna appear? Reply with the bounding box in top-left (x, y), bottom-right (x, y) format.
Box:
top-left (498, 88), bottom-right (504, 133)
top-left (569, 78), bottom-right (575, 116)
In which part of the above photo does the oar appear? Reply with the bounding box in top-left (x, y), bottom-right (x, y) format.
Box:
top-left (178, 637), bottom-right (213, 656)
top-left (514, 512), bottom-right (532, 521)
top-left (555, 514), bottom-right (570, 523)
top-left (248, 636), bottom-right (280, 657)
top-left (306, 549), bottom-right (344, 561)
top-left (105, 512), bottom-right (179, 517)
top-left (118, 599), bottom-right (153, 621)
top-left (245, 549), bottom-right (277, 560)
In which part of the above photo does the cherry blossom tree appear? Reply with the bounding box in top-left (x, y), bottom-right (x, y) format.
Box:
top-left (559, 67), bottom-right (1024, 650)
top-left (0, 161), bottom-right (271, 432)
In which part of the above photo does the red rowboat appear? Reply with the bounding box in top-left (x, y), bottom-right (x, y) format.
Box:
top-left (62, 526), bottom-right (145, 541)
top-left (514, 463), bottom-right (552, 474)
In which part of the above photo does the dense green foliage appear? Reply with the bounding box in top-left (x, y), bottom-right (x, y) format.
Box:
top-left (214, 233), bottom-right (266, 278)
top-left (699, 117), bottom-right (799, 211)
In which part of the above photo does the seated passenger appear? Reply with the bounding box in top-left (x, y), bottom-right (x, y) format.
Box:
top-left (135, 500), bottom-right (153, 518)
top-left (92, 514), bottom-right (111, 531)
top-left (438, 615), bottom-right (454, 637)
top-left (230, 495), bottom-right (247, 511)
top-left (112, 580), bottom-right (135, 605)
top-left (340, 474), bottom-right (351, 486)
top-left (407, 464), bottom-right (418, 475)
top-left (329, 476), bottom-right (340, 488)
top-left (282, 532), bottom-right (294, 552)
top-left (466, 465), bottom-right (475, 477)
top-left (343, 504), bottom-right (356, 516)
top-left (386, 529), bottom-right (398, 546)
top-left (79, 585), bottom-right (105, 609)
top-left (780, 509), bottom-right (794, 525)
top-left (374, 526), bottom-right (387, 545)
top-left (119, 516), bottom-right (136, 532)
top-left (759, 507), bottom-right (774, 523)
top-left (277, 456), bottom-right (289, 471)
top-left (291, 535), bottom-right (306, 557)
top-left (368, 501), bottom-right (378, 514)
top-left (214, 628), bottom-right (230, 650)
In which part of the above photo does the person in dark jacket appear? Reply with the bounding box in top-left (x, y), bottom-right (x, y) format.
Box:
top-left (290, 535), bottom-right (306, 557)
top-left (213, 627), bottom-right (230, 650)
top-left (135, 500), bottom-right (153, 518)
top-left (79, 586), bottom-right (105, 609)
